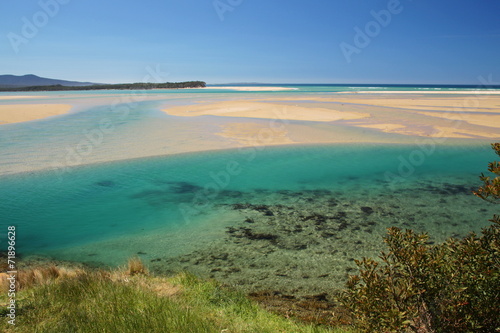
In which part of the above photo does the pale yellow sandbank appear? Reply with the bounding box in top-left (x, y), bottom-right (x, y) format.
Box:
top-left (215, 120), bottom-right (410, 146)
top-left (335, 96), bottom-right (500, 139)
top-left (162, 100), bottom-right (382, 146)
top-left (163, 100), bottom-right (369, 122)
top-left (0, 104), bottom-right (72, 124)
top-left (249, 95), bottom-right (500, 138)
top-left (330, 97), bottom-right (500, 112)
top-left (217, 122), bottom-right (295, 146)
top-left (205, 86), bottom-right (298, 91)
top-left (354, 122), bottom-right (499, 139)
top-left (416, 112), bottom-right (500, 128)
top-left (0, 95), bottom-right (48, 100)
top-left (341, 90), bottom-right (500, 95)
top-left (262, 95), bottom-right (500, 112)
top-left (163, 95), bottom-right (500, 142)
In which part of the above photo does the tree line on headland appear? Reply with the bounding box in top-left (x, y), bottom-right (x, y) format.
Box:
top-left (0, 81), bottom-right (206, 92)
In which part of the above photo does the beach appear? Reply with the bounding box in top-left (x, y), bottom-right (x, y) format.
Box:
top-left (162, 100), bottom-right (370, 121)
top-left (0, 103), bottom-right (72, 124)
top-left (0, 95), bottom-right (48, 100)
top-left (162, 91), bottom-right (500, 142)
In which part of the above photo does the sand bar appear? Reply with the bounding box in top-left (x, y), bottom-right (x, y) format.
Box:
top-left (0, 104), bottom-right (72, 124)
top-left (216, 122), bottom-right (295, 146)
top-left (353, 121), bottom-right (499, 139)
top-left (163, 100), bottom-right (369, 122)
top-left (339, 90), bottom-right (500, 95)
top-left (0, 95), bottom-right (48, 100)
top-left (329, 97), bottom-right (500, 112)
top-left (356, 123), bottom-right (407, 132)
top-left (163, 95), bottom-right (500, 141)
top-left (416, 111), bottom-right (500, 128)
top-left (260, 95), bottom-right (500, 112)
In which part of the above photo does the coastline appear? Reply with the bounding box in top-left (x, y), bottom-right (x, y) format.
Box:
top-left (0, 95), bottom-right (48, 100)
top-left (339, 90), bottom-right (500, 94)
top-left (0, 90), bottom-right (498, 175)
top-left (2, 89), bottom-right (499, 132)
top-left (162, 94), bottom-right (500, 141)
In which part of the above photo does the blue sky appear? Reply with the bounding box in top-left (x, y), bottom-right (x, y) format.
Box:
top-left (1, 0), bottom-right (499, 84)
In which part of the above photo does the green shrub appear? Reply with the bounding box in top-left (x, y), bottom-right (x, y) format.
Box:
top-left (340, 144), bottom-right (500, 333)
top-left (474, 143), bottom-right (500, 205)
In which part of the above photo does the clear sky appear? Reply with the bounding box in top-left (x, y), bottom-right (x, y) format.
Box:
top-left (1, 0), bottom-right (499, 84)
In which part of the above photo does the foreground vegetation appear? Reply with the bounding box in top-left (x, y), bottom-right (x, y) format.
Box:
top-left (340, 144), bottom-right (500, 332)
top-left (0, 259), bottom-right (355, 333)
top-left (0, 81), bottom-right (206, 91)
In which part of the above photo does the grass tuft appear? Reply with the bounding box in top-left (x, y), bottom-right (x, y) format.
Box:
top-left (0, 265), bottom-right (89, 293)
top-left (125, 256), bottom-right (148, 276)
top-left (0, 261), bottom-right (357, 333)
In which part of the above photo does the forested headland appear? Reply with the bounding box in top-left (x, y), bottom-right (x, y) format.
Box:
top-left (0, 81), bottom-right (206, 92)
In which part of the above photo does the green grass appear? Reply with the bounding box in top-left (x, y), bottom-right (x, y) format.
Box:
top-left (0, 268), bottom-right (357, 333)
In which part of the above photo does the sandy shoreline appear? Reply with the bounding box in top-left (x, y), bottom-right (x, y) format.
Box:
top-left (163, 100), bottom-right (369, 122)
top-left (0, 104), bottom-right (72, 124)
top-left (163, 94), bottom-right (500, 141)
top-left (0, 92), bottom-right (497, 143)
top-left (339, 90), bottom-right (500, 95)
top-left (0, 95), bottom-right (48, 100)
top-left (0, 91), bottom-right (498, 169)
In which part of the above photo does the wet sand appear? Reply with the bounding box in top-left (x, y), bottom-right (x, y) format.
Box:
top-left (0, 104), bottom-right (72, 124)
top-left (162, 100), bottom-right (369, 121)
top-left (163, 94), bottom-right (500, 141)
top-left (0, 95), bottom-right (48, 100)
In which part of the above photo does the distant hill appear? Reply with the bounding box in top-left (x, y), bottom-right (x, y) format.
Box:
top-left (0, 74), bottom-right (98, 88)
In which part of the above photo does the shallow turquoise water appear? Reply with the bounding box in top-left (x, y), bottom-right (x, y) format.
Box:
top-left (0, 143), bottom-right (494, 264)
top-left (0, 87), bottom-right (497, 268)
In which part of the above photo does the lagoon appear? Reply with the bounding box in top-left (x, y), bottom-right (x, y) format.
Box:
top-left (0, 86), bottom-right (498, 293)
